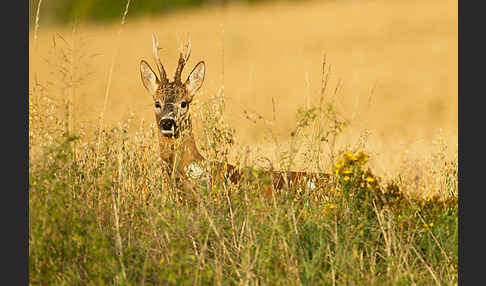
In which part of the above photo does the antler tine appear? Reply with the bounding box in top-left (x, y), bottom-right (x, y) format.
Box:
top-left (174, 36), bottom-right (192, 83)
top-left (183, 36), bottom-right (192, 64)
top-left (152, 33), bottom-right (168, 84)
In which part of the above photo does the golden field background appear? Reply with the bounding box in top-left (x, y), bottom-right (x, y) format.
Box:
top-left (29, 0), bottom-right (457, 185)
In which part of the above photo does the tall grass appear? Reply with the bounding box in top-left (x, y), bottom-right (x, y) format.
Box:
top-left (29, 1), bottom-right (457, 283)
top-left (28, 121), bottom-right (458, 285)
top-left (29, 40), bottom-right (457, 285)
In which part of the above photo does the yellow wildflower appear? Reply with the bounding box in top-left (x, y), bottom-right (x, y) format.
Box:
top-left (300, 209), bottom-right (309, 219)
top-left (342, 167), bottom-right (353, 174)
top-left (343, 151), bottom-right (357, 163)
top-left (355, 151), bottom-right (369, 165)
top-left (322, 203), bottom-right (336, 216)
top-left (365, 176), bottom-right (374, 183)
top-left (335, 160), bottom-right (344, 169)
top-left (334, 161), bottom-right (344, 175)
top-left (420, 222), bottom-right (434, 233)
top-left (343, 176), bottom-right (350, 182)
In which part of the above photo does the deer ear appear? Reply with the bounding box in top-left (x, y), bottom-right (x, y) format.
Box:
top-left (184, 61), bottom-right (205, 100)
top-left (140, 60), bottom-right (160, 96)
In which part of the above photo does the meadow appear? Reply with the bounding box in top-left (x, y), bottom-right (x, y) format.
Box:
top-left (29, 0), bottom-right (457, 284)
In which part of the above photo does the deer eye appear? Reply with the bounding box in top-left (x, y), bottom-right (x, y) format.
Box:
top-left (155, 102), bottom-right (161, 109)
top-left (181, 101), bottom-right (187, 108)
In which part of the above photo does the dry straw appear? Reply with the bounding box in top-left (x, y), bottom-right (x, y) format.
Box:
top-left (33, 0), bottom-right (43, 49)
top-left (96, 0), bottom-right (132, 159)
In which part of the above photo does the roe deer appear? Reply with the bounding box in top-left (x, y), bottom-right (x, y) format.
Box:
top-left (140, 35), bottom-right (330, 197)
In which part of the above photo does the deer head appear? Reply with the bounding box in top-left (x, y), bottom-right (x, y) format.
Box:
top-left (140, 34), bottom-right (205, 138)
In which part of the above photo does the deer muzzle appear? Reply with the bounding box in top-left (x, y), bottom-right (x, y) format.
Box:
top-left (160, 117), bottom-right (177, 136)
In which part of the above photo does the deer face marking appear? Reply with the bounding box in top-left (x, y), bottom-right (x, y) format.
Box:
top-left (140, 35), bottom-right (205, 138)
top-left (154, 83), bottom-right (191, 137)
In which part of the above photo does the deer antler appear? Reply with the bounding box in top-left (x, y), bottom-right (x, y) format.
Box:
top-left (152, 33), bottom-right (168, 84)
top-left (174, 36), bottom-right (192, 84)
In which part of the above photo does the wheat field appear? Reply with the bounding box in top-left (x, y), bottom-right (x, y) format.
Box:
top-left (29, 0), bottom-right (457, 185)
top-left (29, 0), bottom-right (458, 284)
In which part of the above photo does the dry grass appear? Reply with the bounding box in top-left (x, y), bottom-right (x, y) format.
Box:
top-left (29, 0), bottom-right (457, 189)
top-left (28, 2), bottom-right (458, 283)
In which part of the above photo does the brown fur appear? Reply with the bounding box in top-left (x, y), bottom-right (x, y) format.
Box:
top-left (141, 35), bottom-right (331, 198)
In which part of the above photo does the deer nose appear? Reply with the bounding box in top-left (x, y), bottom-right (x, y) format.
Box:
top-left (160, 118), bottom-right (176, 131)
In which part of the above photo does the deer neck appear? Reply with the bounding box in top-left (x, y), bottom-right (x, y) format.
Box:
top-left (158, 115), bottom-right (205, 176)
